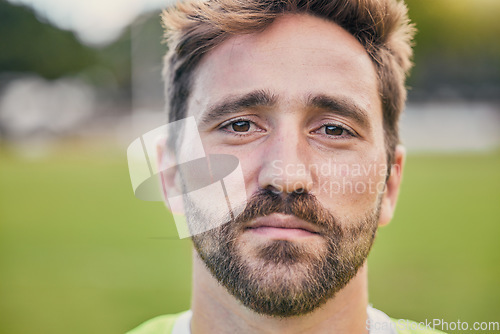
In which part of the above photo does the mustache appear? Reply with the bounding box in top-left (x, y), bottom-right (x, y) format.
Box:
top-left (231, 189), bottom-right (342, 234)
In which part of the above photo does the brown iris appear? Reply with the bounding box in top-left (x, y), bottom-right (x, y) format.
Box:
top-left (325, 125), bottom-right (343, 136)
top-left (232, 120), bottom-right (250, 132)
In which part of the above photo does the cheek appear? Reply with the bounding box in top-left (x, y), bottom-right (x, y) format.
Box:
top-left (313, 153), bottom-right (387, 212)
top-left (203, 143), bottom-right (262, 198)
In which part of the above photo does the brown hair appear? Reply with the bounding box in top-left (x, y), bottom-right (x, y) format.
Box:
top-left (161, 0), bottom-right (415, 164)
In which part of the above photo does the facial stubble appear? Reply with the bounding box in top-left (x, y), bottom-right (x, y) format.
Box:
top-left (189, 190), bottom-right (380, 317)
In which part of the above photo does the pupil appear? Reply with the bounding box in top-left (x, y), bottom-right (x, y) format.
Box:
top-left (325, 125), bottom-right (343, 136)
top-left (232, 121), bottom-right (250, 132)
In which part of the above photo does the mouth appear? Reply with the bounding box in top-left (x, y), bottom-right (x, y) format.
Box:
top-left (245, 213), bottom-right (320, 240)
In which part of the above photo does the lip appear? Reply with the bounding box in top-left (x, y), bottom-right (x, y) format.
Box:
top-left (245, 213), bottom-right (320, 239)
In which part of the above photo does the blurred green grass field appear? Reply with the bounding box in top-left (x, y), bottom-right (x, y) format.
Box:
top-left (1, 146), bottom-right (499, 334)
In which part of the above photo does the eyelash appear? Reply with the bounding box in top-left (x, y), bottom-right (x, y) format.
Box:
top-left (218, 118), bottom-right (262, 136)
top-left (314, 122), bottom-right (356, 138)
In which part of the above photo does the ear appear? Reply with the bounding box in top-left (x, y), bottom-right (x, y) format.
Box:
top-left (378, 145), bottom-right (405, 227)
top-left (156, 136), bottom-right (183, 212)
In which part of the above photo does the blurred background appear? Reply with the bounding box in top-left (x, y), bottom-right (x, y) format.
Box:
top-left (0, 0), bottom-right (499, 333)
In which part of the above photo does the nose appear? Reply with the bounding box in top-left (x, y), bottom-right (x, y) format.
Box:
top-left (257, 129), bottom-right (314, 194)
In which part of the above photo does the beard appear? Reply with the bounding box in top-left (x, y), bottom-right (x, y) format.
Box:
top-left (188, 189), bottom-right (381, 318)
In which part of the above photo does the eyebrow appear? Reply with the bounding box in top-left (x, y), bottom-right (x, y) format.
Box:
top-left (306, 94), bottom-right (371, 130)
top-left (200, 90), bottom-right (371, 130)
top-left (200, 90), bottom-right (277, 125)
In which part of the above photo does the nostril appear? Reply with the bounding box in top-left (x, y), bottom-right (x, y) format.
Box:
top-left (293, 188), bottom-right (306, 195)
top-left (264, 185), bottom-right (308, 196)
top-left (264, 185), bottom-right (282, 195)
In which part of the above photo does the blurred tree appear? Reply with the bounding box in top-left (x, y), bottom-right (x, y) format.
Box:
top-left (0, 0), bottom-right (133, 105)
top-left (406, 0), bottom-right (500, 100)
top-left (0, 0), bottom-right (98, 78)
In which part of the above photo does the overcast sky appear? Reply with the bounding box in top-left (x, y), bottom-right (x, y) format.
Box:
top-left (9, 0), bottom-right (173, 46)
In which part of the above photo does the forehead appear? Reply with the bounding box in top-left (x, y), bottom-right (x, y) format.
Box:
top-left (188, 13), bottom-right (381, 121)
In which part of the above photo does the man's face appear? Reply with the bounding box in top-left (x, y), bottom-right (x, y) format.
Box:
top-left (182, 14), bottom-right (392, 316)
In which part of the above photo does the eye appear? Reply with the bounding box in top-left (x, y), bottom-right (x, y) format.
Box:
top-left (231, 120), bottom-right (251, 132)
top-left (312, 123), bottom-right (356, 139)
top-left (324, 125), bottom-right (344, 136)
top-left (218, 118), bottom-right (264, 137)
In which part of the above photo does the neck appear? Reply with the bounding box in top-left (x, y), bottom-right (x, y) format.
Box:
top-left (190, 251), bottom-right (369, 334)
